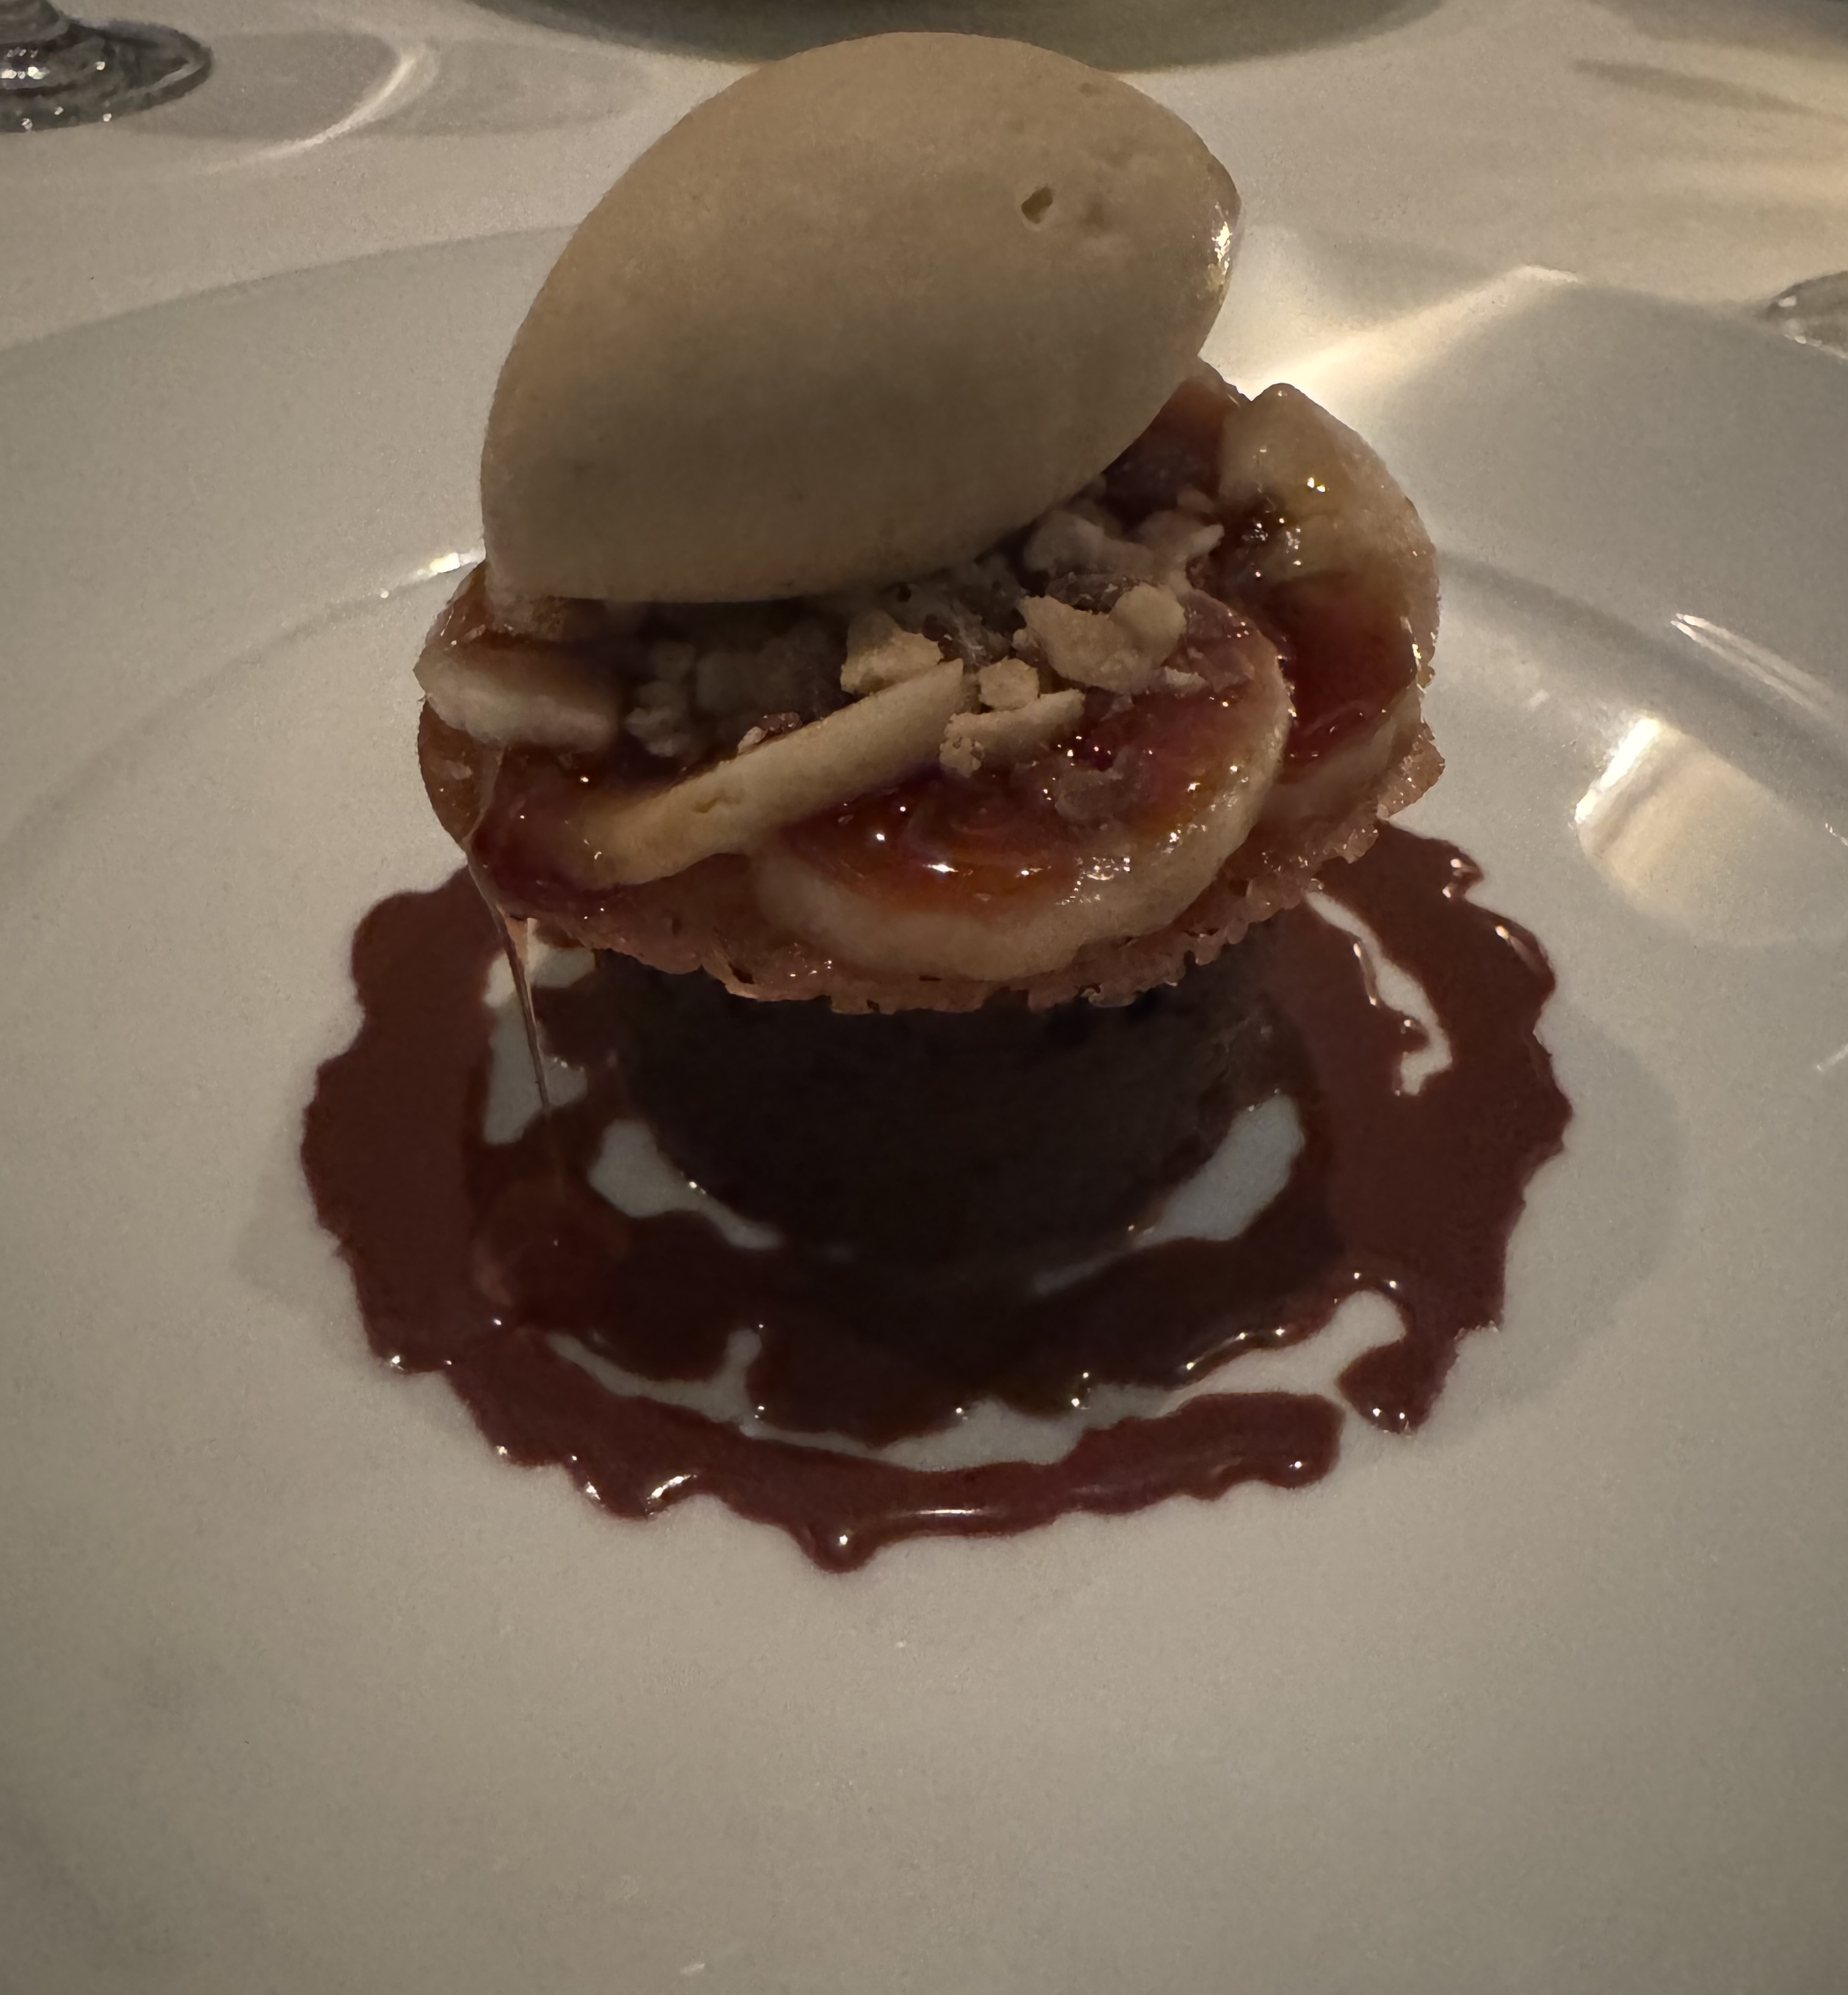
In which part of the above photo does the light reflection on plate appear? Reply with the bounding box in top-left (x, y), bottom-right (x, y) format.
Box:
top-left (1575, 707), bottom-right (1848, 947)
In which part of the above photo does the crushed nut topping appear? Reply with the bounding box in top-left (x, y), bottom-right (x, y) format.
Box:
top-left (424, 389), bottom-right (1283, 782)
top-left (941, 688), bottom-right (1087, 777)
top-left (976, 656), bottom-right (1043, 711)
top-left (1015, 582), bottom-right (1187, 695)
top-left (1134, 508), bottom-right (1224, 584)
top-left (840, 609), bottom-right (952, 696)
top-left (1022, 505), bottom-right (1159, 584)
top-left (623, 680), bottom-right (703, 763)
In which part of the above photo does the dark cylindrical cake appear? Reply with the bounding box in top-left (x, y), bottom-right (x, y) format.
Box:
top-left (596, 938), bottom-right (1280, 1263)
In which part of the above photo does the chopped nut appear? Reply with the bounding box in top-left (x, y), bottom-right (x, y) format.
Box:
top-left (841, 609), bottom-right (949, 696)
top-left (977, 657), bottom-right (1041, 711)
top-left (846, 608), bottom-right (901, 652)
top-left (1022, 507), bottom-right (1159, 583)
top-left (941, 688), bottom-right (1085, 777)
top-left (876, 570), bottom-right (1016, 666)
top-left (1019, 582), bottom-right (1186, 694)
top-left (1135, 509), bottom-right (1225, 582)
top-left (624, 680), bottom-right (703, 762)
top-left (1110, 581), bottom-right (1189, 657)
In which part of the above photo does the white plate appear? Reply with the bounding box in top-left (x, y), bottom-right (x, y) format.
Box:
top-left (2, 228), bottom-right (1845, 1993)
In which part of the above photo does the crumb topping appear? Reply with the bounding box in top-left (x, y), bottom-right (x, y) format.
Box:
top-left (941, 688), bottom-right (1087, 778)
top-left (420, 472), bottom-right (1221, 790)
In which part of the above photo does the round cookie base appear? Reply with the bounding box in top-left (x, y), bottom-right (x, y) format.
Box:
top-left (428, 713), bottom-right (1442, 1014)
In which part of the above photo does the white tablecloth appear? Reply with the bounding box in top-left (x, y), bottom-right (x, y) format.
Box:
top-left (5, 0), bottom-right (1847, 353)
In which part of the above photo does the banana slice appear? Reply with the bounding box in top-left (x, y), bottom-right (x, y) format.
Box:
top-left (752, 653), bottom-right (1291, 982)
top-left (414, 635), bottom-right (623, 755)
top-left (1258, 684), bottom-right (1423, 833)
top-left (556, 660), bottom-right (966, 887)
top-left (1220, 384), bottom-right (1439, 672)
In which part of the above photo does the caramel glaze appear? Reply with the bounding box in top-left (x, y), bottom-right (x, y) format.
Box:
top-left (780, 602), bottom-right (1269, 916)
top-left (1105, 368), bottom-right (1423, 773)
top-left (301, 827), bottom-right (1568, 1569)
top-left (449, 369), bottom-right (1425, 927)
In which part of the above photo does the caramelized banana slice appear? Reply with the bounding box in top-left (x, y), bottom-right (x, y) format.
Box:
top-left (754, 652), bottom-right (1291, 982)
top-left (1258, 684), bottom-right (1423, 833)
top-left (414, 637), bottom-right (624, 754)
top-left (1220, 383), bottom-right (1439, 673)
top-left (556, 661), bottom-right (967, 887)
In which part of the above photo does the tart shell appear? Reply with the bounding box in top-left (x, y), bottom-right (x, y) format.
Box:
top-left (419, 704), bottom-right (1440, 1014)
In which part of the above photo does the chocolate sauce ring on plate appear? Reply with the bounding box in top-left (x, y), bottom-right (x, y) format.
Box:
top-left (301, 826), bottom-right (1569, 1570)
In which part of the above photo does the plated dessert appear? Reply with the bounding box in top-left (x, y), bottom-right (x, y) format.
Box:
top-left (305, 32), bottom-right (1568, 1565)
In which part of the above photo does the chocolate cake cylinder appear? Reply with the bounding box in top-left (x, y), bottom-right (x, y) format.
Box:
top-left (596, 941), bottom-right (1283, 1265)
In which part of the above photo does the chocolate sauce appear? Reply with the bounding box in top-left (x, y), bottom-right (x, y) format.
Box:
top-left (301, 828), bottom-right (1568, 1569)
top-left (471, 859), bottom-right (554, 1119)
